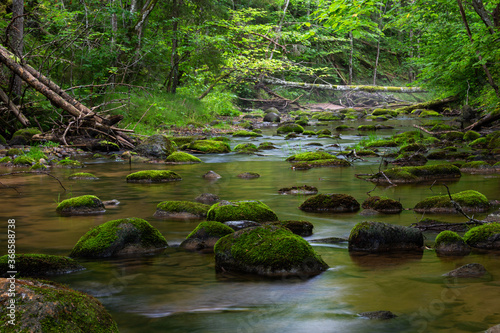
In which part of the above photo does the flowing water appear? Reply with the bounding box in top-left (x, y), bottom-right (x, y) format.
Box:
top-left (2, 117), bottom-right (500, 332)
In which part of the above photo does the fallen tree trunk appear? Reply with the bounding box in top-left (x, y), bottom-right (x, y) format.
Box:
top-left (396, 96), bottom-right (458, 113)
top-left (0, 87), bottom-right (29, 126)
top-left (261, 77), bottom-right (427, 93)
top-left (464, 103), bottom-right (500, 131)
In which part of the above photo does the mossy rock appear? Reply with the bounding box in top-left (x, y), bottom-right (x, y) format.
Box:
top-left (295, 117), bottom-right (309, 126)
top-left (13, 155), bottom-right (35, 166)
top-left (434, 231), bottom-right (471, 256)
top-left (234, 143), bottom-right (259, 154)
top-left (463, 223), bottom-right (500, 250)
top-left (418, 110), bottom-right (442, 118)
top-left (207, 200), bottom-right (279, 223)
top-left (258, 142), bottom-right (277, 150)
top-left (357, 125), bottom-right (377, 131)
top-left (336, 125), bottom-right (352, 131)
top-left (29, 162), bottom-right (47, 171)
top-left (312, 112), bottom-right (343, 121)
top-left (126, 170), bottom-right (182, 183)
top-left (469, 137), bottom-right (488, 148)
top-left (165, 151), bottom-right (202, 164)
top-left (0, 278), bottom-right (118, 332)
top-left (182, 139), bottom-right (231, 153)
top-left (316, 129), bottom-right (332, 136)
top-left (6, 148), bottom-right (23, 156)
top-left (393, 130), bottom-right (425, 144)
top-left (70, 217), bottom-right (168, 258)
top-left (214, 225), bottom-right (328, 278)
top-left (292, 158), bottom-right (351, 170)
top-left (237, 172), bottom-right (260, 179)
top-left (277, 123), bottom-right (304, 134)
top-left (0, 156), bottom-right (12, 163)
top-left (68, 172), bottom-right (99, 180)
top-left (414, 190), bottom-right (490, 213)
top-left (299, 194), bottom-right (360, 213)
top-left (135, 134), bottom-right (176, 159)
top-left (439, 131), bottom-right (464, 141)
top-left (463, 131), bottom-right (481, 141)
top-left (232, 130), bottom-right (262, 137)
top-left (426, 150), bottom-right (448, 160)
top-left (354, 150), bottom-right (379, 157)
top-left (92, 140), bottom-right (120, 152)
top-left (57, 158), bottom-right (82, 168)
top-left (369, 164), bottom-right (461, 184)
top-left (398, 143), bottom-right (428, 154)
top-left (56, 195), bottom-right (106, 216)
top-left (0, 254), bottom-right (85, 278)
top-left (286, 151), bottom-right (336, 162)
top-left (278, 185), bottom-right (318, 195)
top-left (266, 220), bottom-right (314, 237)
top-left (169, 136), bottom-right (200, 146)
top-left (364, 139), bottom-right (398, 148)
top-left (372, 108), bottom-right (398, 117)
top-left (284, 132), bottom-right (299, 140)
top-left (180, 221), bottom-right (234, 252)
top-left (486, 132), bottom-right (500, 149)
top-left (361, 196), bottom-right (403, 214)
top-left (348, 221), bottom-right (423, 252)
top-left (460, 161), bottom-right (495, 173)
top-left (12, 127), bottom-right (42, 142)
top-left (153, 201), bottom-right (210, 219)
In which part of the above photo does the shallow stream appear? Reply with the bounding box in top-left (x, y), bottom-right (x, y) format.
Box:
top-left (2, 117), bottom-right (500, 332)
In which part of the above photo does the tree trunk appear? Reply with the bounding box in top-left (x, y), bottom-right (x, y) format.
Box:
top-left (471, 0), bottom-right (495, 34)
top-left (0, 87), bottom-right (29, 126)
top-left (348, 31), bottom-right (353, 85)
top-left (261, 77), bottom-right (426, 93)
top-left (373, 39), bottom-right (380, 86)
top-left (269, 0), bottom-right (290, 60)
top-left (396, 96), bottom-right (458, 113)
top-left (167, 0), bottom-right (180, 93)
top-left (9, 0), bottom-right (24, 100)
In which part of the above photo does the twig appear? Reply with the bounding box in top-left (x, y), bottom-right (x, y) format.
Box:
top-left (61, 121), bottom-right (75, 145)
top-left (442, 183), bottom-right (485, 224)
top-left (0, 181), bottom-right (21, 195)
top-left (133, 104), bottom-right (154, 131)
top-left (0, 171), bottom-right (66, 191)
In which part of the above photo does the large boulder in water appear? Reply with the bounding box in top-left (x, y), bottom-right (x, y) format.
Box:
top-left (414, 190), bottom-right (490, 214)
top-left (207, 200), bottom-right (279, 223)
top-left (0, 278), bottom-right (118, 332)
top-left (0, 254), bottom-right (85, 278)
top-left (214, 225), bottom-right (329, 278)
top-left (180, 221), bottom-right (234, 252)
top-left (348, 221), bottom-right (424, 252)
top-left (434, 230), bottom-right (471, 256)
top-left (135, 134), bottom-right (176, 159)
top-left (70, 217), bottom-right (168, 258)
top-left (463, 223), bottom-right (500, 250)
top-left (56, 195), bottom-right (105, 216)
top-left (361, 196), bottom-right (403, 214)
top-left (299, 194), bottom-right (360, 213)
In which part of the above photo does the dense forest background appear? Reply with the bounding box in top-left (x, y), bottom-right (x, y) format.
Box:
top-left (0, 0), bottom-right (499, 136)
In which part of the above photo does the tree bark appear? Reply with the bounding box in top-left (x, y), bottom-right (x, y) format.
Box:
top-left (0, 87), bottom-right (29, 126)
top-left (348, 31), bottom-right (353, 85)
top-left (261, 77), bottom-right (426, 93)
top-left (471, 0), bottom-right (496, 34)
top-left (9, 0), bottom-right (24, 100)
top-left (166, 0), bottom-right (180, 93)
top-left (397, 96), bottom-right (458, 113)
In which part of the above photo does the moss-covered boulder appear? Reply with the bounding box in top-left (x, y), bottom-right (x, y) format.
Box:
top-left (278, 185), bottom-right (318, 195)
top-left (0, 278), bottom-right (118, 332)
top-left (418, 110), bottom-right (442, 118)
top-left (237, 172), bottom-right (260, 179)
top-left (153, 201), bottom-right (210, 219)
top-left (358, 125), bottom-right (377, 131)
top-left (6, 148), bottom-right (23, 156)
top-left (263, 112), bottom-right (280, 122)
top-left (232, 130), bottom-right (262, 137)
top-left (70, 217), bottom-right (168, 258)
top-left (463, 131), bottom-right (481, 141)
top-left (182, 139), bottom-right (231, 153)
top-left (398, 143), bottom-right (428, 154)
top-left (56, 195), bottom-right (105, 216)
top-left (292, 158), bottom-right (351, 170)
top-left (135, 134), bottom-right (176, 159)
top-left (11, 127), bottom-right (42, 143)
top-left (299, 194), bottom-right (360, 213)
top-left (364, 139), bottom-right (398, 148)
top-left (414, 190), bottom-right (490, 214)
top-left (234, 143), bottom-right (259, 154)
top-left (277, 123), bottom-right (304, 134)
top-left (286, 151), bottom-right (336, 162)
top-left (258, 142), bottom-right (277, 150)
top-left (165, 151), bottom-right (202, 164)
top-left (434, 231), bottom-right (471, 256)
top-left (214, 225), bottom-right (329, 278)
top-left (126, 170), bottom-right (182, 183)
top-left (463, 223), bottom-right (500, 250)
top-left (267, 220), bottom-right (314, 237)
top-left (361, 196), bottom-right (403, 214)
top-left (180, 221), bottom-right (234, 252)
top-left (207, 200), bottom-right (279, 223)
top-left (368, 164), bottom-right (461, 184)
top-left (0, 254), bottom-right (84, 278)
top-left (57, 158), bottom-right (82, 168)
top-left (348, 221), bottom-right (424, 252)
top-left (68, 172), bottom-right (99, 180)
top-left (371, 108), bottom-right (398, 117)
top-left (460, 161), bottom-right (495, 173)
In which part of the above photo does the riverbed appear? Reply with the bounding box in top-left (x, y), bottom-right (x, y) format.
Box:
top-left (2, 117), bottom-right (500, 332)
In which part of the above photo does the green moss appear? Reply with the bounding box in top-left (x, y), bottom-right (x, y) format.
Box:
top-left (348, 221), bottom-right (372, 241)
top-left (316, 129), bottom-right (332, 136)
top-left (98, 140), bottom-right (119, 149)
top-left (126, 170), bottom-right (182, 182)
top-left (486, 132), bottom-right (500, 149)
top-left (169, 136), bottom-right (200, 146)
top-left (232, 130), bottom-right (262, 137)
top-left (68, 172), bottom-right (99, 180)
top-left (439, 131), bottom-right (464, 141)
top-left (358, 125), bottom-right (377, 131)
top-left (13, 155), bottom-right (35, 165)
top-left (6, 148), bottom-right (23, 156)
top-left (312, 112), bottom-right (342, 121)
top-left (362, 196), bottom-right (403, 213)
top-left (258, 142), bottom-right (277, 150)
top-left (364, 139), bottom-right (398, 148)
top-left (461, 161), bottom-right (493, 169)
top-left (0, 156), bottom-right (12, 163)
top-left (29, 162), bottom-right (47, 171)
top-left (302, 130), bottom-right (316, 135)
top-left (336, 125), bottom-right (352, 131)
top-left (418, 110), bottom-right (442, 118)
top-left (186, 221), bottom-right (234, 239)
top-left (464, 223), bottom-right (500, 246)
top-left (234, 143), bottom-right (259, 154)
top-left (414, 190), bottom-right (490, 212)
top-left (165, 151), bottom-right (202, 163)
top-left (295, 117), bottom-right (309, 126)
top-left (277, 123), bottom-right (304, 134)
top-left (57, 158), bottom-right (82, 167)
top-left (56, 195), bottom-right (105, 215)
top-left (399, 143), bottom-right (427, 154)
top-left (292, 158), bottom-right (351, 169)
top-left (156, 201), bottom-right (210, 217)
top-left (12, 127), bottom-right (42, 141)
top-left (366, 115), bottom-right (388, 121)
top-left (286, 151), bottom-right (335, 162)
top-left (267, 220), bottom-right (314, 236)
top-left (463, 131), bottom-right (481, 141)
top-left (183, 139), bottom-right (231, 153)
top-left (70, 217), bottom-right (167, 258)
top-left (435, 230), bottom-right (463, 247)
top-left (372, 108), bottom-right (398, 117)
top-left (392, 130), bottom-right (425, 144)
top-left (469, 137), bottom-right (488, 148)
top-left (0, 254), bottom-right (84, 278)
top-left (211, 136), bottom-right (231, 143)
top-left (299, 193), bottom-right (360, 212)
top-left (207, 200), bottom-right (279, 222)
top-left (285, 133), bottom-right (299, 140)
top-left (431, 124), bottom-right (453, 131)
top-left (372, 164), bottom-right (461, 183)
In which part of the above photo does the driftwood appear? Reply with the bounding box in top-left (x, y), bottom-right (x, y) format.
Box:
top-left (0, 45), bottom-right (134, 149)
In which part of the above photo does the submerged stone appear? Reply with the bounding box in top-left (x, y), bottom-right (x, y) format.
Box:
top-left (195, 193), bottom-right (220, 205)
top-left (434, 230), bottom-right (471, 256)
top-left (278, 185), bottom-right (318, 195)
top-left (358, 311), bottom-right (397, 320)
top-left (203, 170), bottom-right (221, 179)
top-left (348, 221), bottom-right (424, 252)
top-left (443, 263), bottom-right (488, 278)
top-left (207, 200), bottom-right (279, 223)
top-left (237, 172), bottom-right (260, 179)
top-left (154, 201), bottom-right (210, 219)
top-left (126, 170), bottom-right (182, 183)
top-left (463, 223), bottom-right (500, 250)
top-left (56, 195), bottom-right (105, 216)
top-left (414, 190), bottom-right (490, 214)
top-left (361, 196), bottom-right (403, 214)
top-left (180, 221), bottom-right (234, 252)
top-left (0, 254), bottom-right (85, 278)
top-left (70, 217), bottom-right (168, 258)
top-left (214, 225), bottom-right (329, 278)
top-left (0, 278), bottom-right (118, 332)
top-left (299, 194), bottom-right (360, 213)
top-left (135, 134), bottom-right (175, 159)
